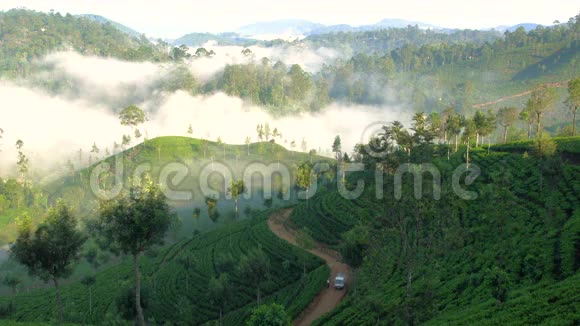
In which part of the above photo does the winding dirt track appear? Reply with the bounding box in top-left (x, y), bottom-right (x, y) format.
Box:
top-left (268, 208), bottom-right (351, 326)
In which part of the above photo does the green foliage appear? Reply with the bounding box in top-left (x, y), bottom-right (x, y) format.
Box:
top-left (116, 286), bottom-right (151, 321)
top-left (2, 274), bottom-right (22, 294)
top-left (485, 266), bottom-right (511, 304)
top-left (0, 10), bottom-right (167, 78)
top-left (491, 136), bottom-right (580, 155)
top-left (10, 201), bottom-right (86, 282)
top-left (298, 142), bottom-right (580, 325)
top-left (0, 211), bottom-right (327, 325)
top-left (296, 162), bottom-right (312, 192)
top-left (533, 132), bottom-right (558, 158)
top-left (340, 224), bottom-right (370, 268)
top-left (295, 228), bottom-right (315, 251)
top-left (10, 200), bottom-right (86, 324)
top-left (94, 178), bottom-right (176, 256)
top-left (247, 303), bottom-right (292, 326)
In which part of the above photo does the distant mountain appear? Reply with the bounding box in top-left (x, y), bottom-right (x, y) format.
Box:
top-left (171, 32), bottom-right (258, 47)
top-left (236, 19), bottom-right (324, 38)
top-left (374, 18), bottom-right (439, 29)
top-left (492, 23), bottom-right (542, 32)
top-left (309, 19), bottom-right (441, 35)
top-left (78, 14), bottom-right (142, 38)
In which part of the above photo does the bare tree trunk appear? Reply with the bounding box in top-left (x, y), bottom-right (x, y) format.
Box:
top-left (455, 134), bottom-right (458, 152)
top-left (527, 123), bottom-right (531, 139)
top-left (536, 112), bottom-right (542, 138)
top-left (573, 110), bottom-right (577, 136)
top-left (53, 278), bottom-right (63, 326)
top-left (503, 126), bottom-right (508, 143)
top-left (234, 199), bottom-right (238, 221)
top-left (466, 137), bottom-right (470, 169)
top-left (134, 253), bottom-right (146, 326)
top-left (406, 267), bottom-right (414, 326)
top-left (487, 137), bottom-right (491, 154)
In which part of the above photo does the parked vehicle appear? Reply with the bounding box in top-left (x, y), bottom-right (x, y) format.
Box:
top-left (334, 272), bottom-right (346, 289)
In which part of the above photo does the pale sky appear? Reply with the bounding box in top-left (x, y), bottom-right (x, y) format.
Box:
top-left (0, 0), bottom-right (578, 38)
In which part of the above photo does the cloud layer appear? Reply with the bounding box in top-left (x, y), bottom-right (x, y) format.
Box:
top-left (0, 51), bottom-right (408, 178)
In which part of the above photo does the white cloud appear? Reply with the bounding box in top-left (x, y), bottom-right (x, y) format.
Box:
top-left (187, 42), bottom-right (341, 81)
top-left (43, 51), bottom-right (163, 86)
top-left (0, 82), bottom-right (407, 178)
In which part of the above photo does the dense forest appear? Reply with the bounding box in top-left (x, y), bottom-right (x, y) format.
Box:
top-left (2, 10), bottom-right (578, 118)
top-left (0, 10), bottom-right (168, 78)
top-left (0, 6), bottom-right (579, 326)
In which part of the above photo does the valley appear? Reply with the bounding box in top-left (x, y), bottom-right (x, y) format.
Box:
top-left (0, 4), bottom-right (579, 326)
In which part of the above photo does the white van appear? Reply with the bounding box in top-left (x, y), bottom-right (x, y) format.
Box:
top-left (334, 273), bottom-right (346, 289)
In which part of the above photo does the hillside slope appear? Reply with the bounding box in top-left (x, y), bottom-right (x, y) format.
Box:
top-left (0, 9), bottom-right (167, 78)
top-left (0, 211), bottom-right (329, 325)
top-left (289, 142), bottom-right (580, 325)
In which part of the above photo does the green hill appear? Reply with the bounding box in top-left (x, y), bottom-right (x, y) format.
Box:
top-left (78, 14), bottom-right (142, 38)
top-left (0, 9), bottom-right (167, 78)
top-left (288, 141), bottom-right (580, 325)
top-left (0, 211), bottom-right (329, 325)
top-left (0, 136), bottom-right (330, 246)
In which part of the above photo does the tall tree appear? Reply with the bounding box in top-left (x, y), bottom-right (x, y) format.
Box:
top-left (567, 77), bottom-right (580, 136)
top-left (463, 118), bottom-right (477, 168)
top-left (95, 178), bottom-right (176, 326)
top-left (472, 110), bottom-right (487, 147)
top-left (228, 179), bottom-right (245, 220)
top-left (519, 105), bottom-right (534, 140)
top-left (91, 142), bottom-right (99, 155)
top-left (332, 135), bottom-right (342, 160)
top-left (264, 123), bottom-right (271, 141)
top-left (446, 113), bottom-right (462, 155)
top-left (247, 303), bottom-right (291, 326)
top-left (296, 162), bottom-right (313, 200)
top-left (208, 273), bottom-right (231, 325)
top-left (15, 140), bottom-right (29, 184)
top-left (256, 124), bottom-right (264, 141)
top-left (245, 136), bottom-right (251, 155)
top-left (301, 138), bottom-right (308, 152)
top-left (482, 111), bottom-right (497, 152)
top-left (2, 274), bottom-right (21, 294)
top-left (10, 201), bottom-right (86, 325)
top-left (237, 249), bottom-right (270, 304)
top-left (528, 86), bottom-right (557, 137)
top-left (119, 105), bottom-right (146, 146)
top-left (497, 107), bottom-right (519, 143)
top-left (295, 228), bottom-right (315, 276)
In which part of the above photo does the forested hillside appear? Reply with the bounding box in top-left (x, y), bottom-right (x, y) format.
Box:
top-left (0, 9), bottom-right (167, 78)
top-left (0, 136), bottom-right (330, 246)
top-left (0, 211), bottom-right (328, 325)
top-left (287, 132), bottom-right (580, 324)
top-left (0, 7), bottom-right (579, 326)
top-left (202, 14), bottom-right (579, 118)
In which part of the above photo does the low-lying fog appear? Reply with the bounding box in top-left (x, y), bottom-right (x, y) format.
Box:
top-left (0, 45), bottom-right (408, 178)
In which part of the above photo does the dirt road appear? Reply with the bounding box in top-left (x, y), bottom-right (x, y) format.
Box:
top-left (268, 208), bottom-right (351, 326)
